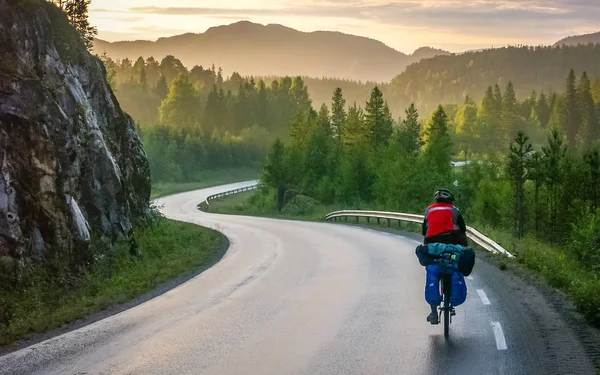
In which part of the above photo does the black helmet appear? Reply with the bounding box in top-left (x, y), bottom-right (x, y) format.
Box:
top-left (434, 188), bottom-right (454, 203)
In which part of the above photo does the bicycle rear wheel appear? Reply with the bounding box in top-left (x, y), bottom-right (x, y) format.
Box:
top-left (442, 275), bottom-right (452, 339)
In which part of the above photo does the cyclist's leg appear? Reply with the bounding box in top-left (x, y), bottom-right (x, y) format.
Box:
top-left (425, 264), bottom-right (441, 324)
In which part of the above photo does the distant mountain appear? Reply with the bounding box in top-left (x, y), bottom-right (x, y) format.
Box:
top-left (386, 44), bottom-right (600, 115)
top-left (410, 46), bottom-right (452, 61)
top-left (92, 21), bottom-right (449, 82)
top-left (554, 31), bottom-right (600, 47)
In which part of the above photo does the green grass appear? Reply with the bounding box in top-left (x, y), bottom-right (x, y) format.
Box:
top-left (0, 218), bottom-right (224, 347)
top-left (202, 190), bottom-right (337, 222)
top-left (469, 225), bottom-right (600, 327)
top-left (151, 168), bottom-right (259, 199)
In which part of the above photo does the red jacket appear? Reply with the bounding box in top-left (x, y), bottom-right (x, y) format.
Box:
top-left (422, 202), bottom-right (466, 238)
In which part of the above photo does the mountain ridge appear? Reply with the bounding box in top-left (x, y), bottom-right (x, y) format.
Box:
top-left (554, 31), bottom-right (600, 47)
top-left (93, 20), bottom-right (450, 82)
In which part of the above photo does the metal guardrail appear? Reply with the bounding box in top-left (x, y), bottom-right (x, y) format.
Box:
top-left (204, 184), bottom-right (259, 206)
top-left (324, 210), bottom-right (515, 258)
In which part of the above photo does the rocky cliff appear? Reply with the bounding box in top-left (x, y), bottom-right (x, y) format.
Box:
top-left (0, 0), bottom-right (150, 282)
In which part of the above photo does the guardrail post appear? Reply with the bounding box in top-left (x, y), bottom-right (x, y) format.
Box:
top-left (345, 216), bottom-right (348, 222)
top-left (387, 218), bottom-right (390, 227)
top-left (356, 216), bottom-right (359, 223)
top-left (377, 218), bottom-right (381, 225)
top-left (367, 217), bottom-right (370, 223)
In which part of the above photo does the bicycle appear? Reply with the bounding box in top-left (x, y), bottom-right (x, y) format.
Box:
top-left (439, 270), bottom-right (456, 339)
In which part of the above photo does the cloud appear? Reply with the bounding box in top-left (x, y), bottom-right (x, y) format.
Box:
top-left (91, 0), bottom-right (600, 51)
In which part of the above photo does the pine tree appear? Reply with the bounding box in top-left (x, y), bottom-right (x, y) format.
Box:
top-left (262, 139), bottom-right (289, 212)
top-left (423, 105), bottom-right (452, 178)
top-left (155, 75), bottom-right (168, 101)
top-left (158, 74), bottom-right (200, 127)
top-left (592, 77), bottom-right (600, 104)
top-left (331, 88), bottom-right (347, 145)
top-left (506, 131), bottom-right (533, 238)
top-left (535, 92), bottom-right (551, 128)
top-left (344, 103), bottom-right (367, 148)
top-left (364, 86), bottom-right (393, 148)
top-left (565, 69), bottom-right (580, 148)
top-left (257, 80), bottom-right (268, 129)
top-left (139, 67), bottom-right (148, 92)
top-left (577, 71), bottom-right (599, 146)
top-left (317, 103), bottom-right (332, 136)
top-left (502, 81), bottom-right (520, 140)
top-left (478, 86), bottom-right (503, 154)
top-left (456, 96), bottom-right (478, 157)
top-left (397, 103), bottom-right (422, 155)
top-left (542, 129), bottom-right (567, 244)
top-left (53, 0), bottom-right (97, 49)
top-left (583, 148), bottom-right (600, 211)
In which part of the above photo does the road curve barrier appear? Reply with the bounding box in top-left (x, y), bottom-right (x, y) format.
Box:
top-left (204, 184), bottom-right (259, 206)
top-left (324, 210), bottom-right (515, 258)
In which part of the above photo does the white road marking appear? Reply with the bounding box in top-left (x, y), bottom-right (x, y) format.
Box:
top-left (467, 276), bottom-right (474, 280)
top-left (477, 289), bottom-right (491, 305)
top-left (491, 322), bottom-right (508, 350)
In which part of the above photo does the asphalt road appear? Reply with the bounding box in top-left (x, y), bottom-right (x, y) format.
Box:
top-left (0, 181), bottom-right (596, 375)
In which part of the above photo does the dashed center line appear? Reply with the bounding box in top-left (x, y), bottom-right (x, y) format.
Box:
top-left (491, 322), bottom-right (508, 350)
top-left (477, 289), bottom-right (491, 305)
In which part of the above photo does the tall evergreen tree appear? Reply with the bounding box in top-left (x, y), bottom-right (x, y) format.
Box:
top-left (262, 139), bottom-right (289, 212)
top-left (456, 96), bottom-right (478, 157)
top-left (155, 75), bottom-right (168, 101)
top-left (507, 131), bottom-right (533, 238)
top-left (364, 86), bottom-right (393, 148)
top-left (317, 103), bottom-right (332, 136)
top-left (159, 74), bottom-right (200, 128)
top-left (502, 81), bottom-right (520, 140)
top-left (423, 105), bottom-right (453, 179)
top-left (542, 129), bottom-right (567, 244)
top-left (53, 0), bottom-right (97, 49)
top-left (331, 88), bottom-right (347, 145)
top-left (139, 67), bottom-right (148, 92)
top-left (344, 103), bottom-right (367, 148)
top-left (535, 92), bottom-right (551, 129)
top-left (577, 71), bottom-right (599, 146)
top-left (565, 69), bottom-right (581, 148)
top-left (583, 148), bottom-right (600, 211)
top-left (397, 103), bottom-right (422, 155)
top-left (478, 86), bottom-right (503, 154)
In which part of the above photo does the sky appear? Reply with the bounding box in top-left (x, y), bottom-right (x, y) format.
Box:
top-left (89, 0), bottom-right (600, 54)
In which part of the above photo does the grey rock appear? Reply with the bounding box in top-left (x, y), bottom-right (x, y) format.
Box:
top-left (0, 0), bottom-right (151, 281)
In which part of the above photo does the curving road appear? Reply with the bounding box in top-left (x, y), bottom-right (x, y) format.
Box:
top-left (0, 181), bottom-right (595, 374)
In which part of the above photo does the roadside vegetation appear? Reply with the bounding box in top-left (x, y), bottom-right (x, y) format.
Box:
top-left (199, 69), bottom-right (600, 328)
top-left (151, 168), bottom-right (258, 199)
top-left (0, 210), bottom-right (224, 347)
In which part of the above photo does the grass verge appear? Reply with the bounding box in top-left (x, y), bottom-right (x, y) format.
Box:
top-left (201, 190), bottom-right (336, 221)
top-left (151, 168), bottom-right (259, 199)
top-left (0, 217), bottom-right (224, 348)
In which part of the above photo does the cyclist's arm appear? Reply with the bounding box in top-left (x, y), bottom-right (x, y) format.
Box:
top-left (457, 213), bottom-right (467, 233)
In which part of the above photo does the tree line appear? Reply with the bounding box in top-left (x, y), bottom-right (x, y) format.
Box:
top-left (258, 69), bottom-right (600, 324)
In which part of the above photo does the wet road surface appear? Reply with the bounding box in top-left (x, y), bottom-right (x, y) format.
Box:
top-left (0, 181), bottom-right (595, 375)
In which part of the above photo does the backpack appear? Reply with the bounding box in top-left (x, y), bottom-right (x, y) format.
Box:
top-left (415, 243), bottom-right (476, 276)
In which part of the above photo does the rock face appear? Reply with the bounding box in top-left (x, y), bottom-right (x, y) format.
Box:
top-left (0, 0), bottom-right (150, 280)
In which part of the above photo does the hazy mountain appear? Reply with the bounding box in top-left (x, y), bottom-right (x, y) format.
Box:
top-left (410, 46), bottom-right (452, 61)
top-left (93, 21), bottom-right (449, 82)
top-left (554, 31), bottom-right (600, 47)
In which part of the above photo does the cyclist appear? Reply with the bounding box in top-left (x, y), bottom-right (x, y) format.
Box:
top-left (422, 188), bottom-right (468, 324)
